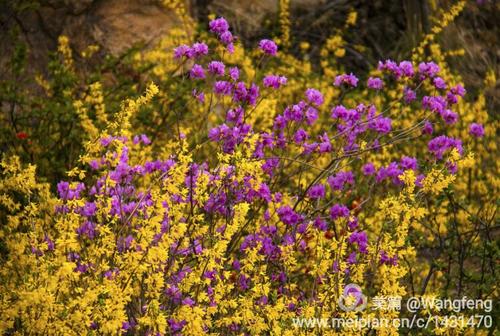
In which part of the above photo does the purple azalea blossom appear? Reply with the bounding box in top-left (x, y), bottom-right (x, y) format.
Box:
top-left (305, 88), bottom-right (324, 106)
top-left (334, 73), bottom-right (358, 87)
top-left (307, 184), bottom-right (325, 199)
top-left (259, 39), bottom-right (278, 55)
top-left (209, 17), bottom-right (229, 34)
top-left (208, 61), bottom-right (225, 76)
top-left (263, 74), bottom-right (287, 89)
top-left (367, 77), bottom-right (383, 90)
top-left (469, 123), bottom-right (485, 137)
top-left (330, 204), bottom-right (350, 220)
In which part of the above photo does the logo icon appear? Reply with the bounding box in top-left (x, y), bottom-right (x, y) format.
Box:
top-left (337, 283), bottom-right (367, 312)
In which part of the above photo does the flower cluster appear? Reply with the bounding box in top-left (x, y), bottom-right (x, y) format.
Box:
top-left (0, 10), bottom-right (494, 336)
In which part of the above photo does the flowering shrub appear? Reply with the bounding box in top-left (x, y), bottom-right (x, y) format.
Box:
top-left (0, 4), bottom-right (498, 336)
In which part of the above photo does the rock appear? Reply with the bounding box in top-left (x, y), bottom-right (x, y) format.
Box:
top-left (90, 0), bottom-right (183, 55)
top-left (0, 0), bottom-right (185, 80)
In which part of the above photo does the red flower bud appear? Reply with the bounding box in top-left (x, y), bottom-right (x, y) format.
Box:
top-left (16, 132), bottom-right (28, 140)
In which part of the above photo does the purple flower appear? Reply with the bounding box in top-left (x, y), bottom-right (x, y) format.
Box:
top-left (313, 216), bottom-right (328, 231)
top-left (104, 268), bottom-right (119, 280)
top-left (348, 231), bottom-right (368, 253)
top-left (422, 95), bottom-right (446, 114)
top-left (305, 88), bottom-right (324, 106)
top-left (88, 160), bottom-right (100, 170)
top-left (75, 263), bottom-right (90, 273)
top-left (348, 217), bottom-right (359, 230)
top-left (30, 246), bottom-right (42, 257)
top-left (76, 220), bottom-right (97, 239)
top-left (428, 135), bottom-right (463, 159)
top-left (233, 82), bottom-right (248, 102)
top-left (122, 321), bottom-right (134, 331)
top-left (399, 61), bottom-right (414, 77)
top-left (307, 184), bottom-right (325, 199)
top-left (447, 162), bottom-right (458, 174)
top-left (380, 251), bottom-right (398, 265)
top-left (262, 157), bottom-right (279, 177)
top-left (450, 84), bottom-right (466, 97)
top-left (220, 31), bottom-right (234, 44)
top-left (207, 17), bottom-right (234, 53)
top-left (334, 73), bottom-right (358, 87)
top-left (378, 59), bottom-right (402, 78)
top-left (400, 156), bottom-right (418, 170)
top-left (173, 44), bottom-right (191, 59)
top-left (229, 67), bottom-right (240, 81)
top-left (226, 106), bottom-right (244, 124)
top-left (376, 162), bottom-right (403, 185)
top-left (422, 121), bottom-right (433, 135)
top-left (327, 171), bottom-right (354, 191)
top-left (190, 42), bottom-right (209, 58)
top-left (209, 17), bottom-right (229, 34)
top-left (368, 116), bottom-right (392, 134)
top-left (203, 269), bottom-right (217, 281)
top-left (403, 87), bottom-right (416, 104)
top-left (441, 109), bottom-right (458, 125)
top-left (347, 252), bottom-right (357, 264)
top-left (330, 204), bottom-right (350, 220)
top-left (415, 174), bottom-right (425, 187)
top-left (282, 233), bottom-right (294, 245)
top-left (192, 89), bottom-right (205, 103)
top-left (433, 77), bottom-right (447, 90)
top-left (302, 142), bottom-right (318, 155)
top-left (44, 234), bottom-right (55, 251)
top-left (259, 39), bottom-right (278, 56)
top-left (418, 61), bottom-right (440, 79)
top-left (193, 239), bottom-right (203, 255)
top-left (469, 123), bottom-right (485, 138)
top-left (166, 285), bottom-right (182, 303)
top-left (362, 163), bottom-right (376, 176)
top-left (213, 81), bottom-right (232, 95)
top-left (57, 181), bottom-right (85, 200)
top-left (244, 83), bottom-right (260, 106)
top-left (182, 297), bottom-right (195, 307)
top-left (263, 74), bottom-right (287, 89)
top-left (305, 106), bottom-right (318, 124)
top-left (57, 181), bottom-right (70, 199)
top-left (117, 235), bottom-right (134, 253)
top-left (226, 42), bottom-right (235, 54)
top-left (318, 133), bottom-right (332, 153)
top-left (263, 210), bottom-right (271, 221)
top-left (283, 102), bottom-right (305, 122)
top-left (331, 105), bottom-right (349, 119)
top-left (133, 134), bottom-right (150, 145)
top-left (208, 61), bottom-right (225, 76)
top-left (238, 274), bottom-right (250, 290)
top-left (80, 202), bottom-right (97, 217)
top-left (273, 115), bottom-right (288, 130)
top-left (67, 252), bottom-right (80, 262)
top-left (277, 206), bottom-right (302, 226)
top-left (293, 128), bottom-right (308, 143)
top-left (190, 64), bottom-right (205, 79)
top-left (168, 319), bottom-right (187, 333)
top-left (257, 295), bottom-right (268, 305)
top-left (258, 183), bottom-right (272, 202)
top-left (447, 92), bottom-right (458, 105)
top-left (367, 77), bottom-right (383, 90)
